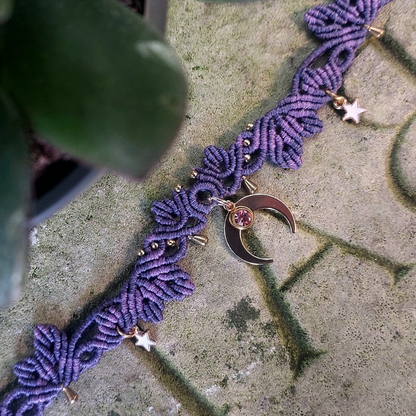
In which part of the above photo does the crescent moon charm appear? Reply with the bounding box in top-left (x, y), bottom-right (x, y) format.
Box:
top-left (224, 193), bottom-right (296, 265)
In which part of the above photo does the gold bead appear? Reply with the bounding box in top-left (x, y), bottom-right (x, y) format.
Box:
top-left (243, 139), bottom-right (251, 147)
top-left (167, 239), bottom-right (176, 247)
top-left (244, 154), bottom-right (251, 162)
top-left (151, 242), bottom-right (159, 250)
top-left (174, 184), bottom-right (182, 193)
top-left (245, 123), bottom-right (254, 131)
top-left (190, 170), bottom-right (198, 179)
top-left (62, 385), bottom-right (78, 405)
top-left (137, 249), bottom-right (145, 256)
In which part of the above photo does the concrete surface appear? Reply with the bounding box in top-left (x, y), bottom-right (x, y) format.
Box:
top-left (1, 0), bottom-right (416, 415)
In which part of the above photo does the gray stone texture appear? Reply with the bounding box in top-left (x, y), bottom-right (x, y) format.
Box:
top-left (1, 0), bottom-right (416, 415)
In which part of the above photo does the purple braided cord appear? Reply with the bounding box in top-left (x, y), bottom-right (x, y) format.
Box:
top-left (1, 0), bottom-right (393, 414)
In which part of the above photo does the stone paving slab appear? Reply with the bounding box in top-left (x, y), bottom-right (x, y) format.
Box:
top-left (394, 116), bottom-right (416, 203)
top-left (345, 42), bottom-right (416, 126)
top-left (1, 0), bottom-right (416, 415)
top-left (283, 251), bottom-right (416, 416)
top-left (385, 1), bottom-right (416, 69)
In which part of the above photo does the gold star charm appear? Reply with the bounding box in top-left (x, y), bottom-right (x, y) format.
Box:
top-left (342, 99), bottom-right (366, 124)
top-left (117, 325), bottom-right (156, 352)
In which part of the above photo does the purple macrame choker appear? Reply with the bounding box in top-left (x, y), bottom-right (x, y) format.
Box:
top-left (0, 0), bottom-right (393, 414)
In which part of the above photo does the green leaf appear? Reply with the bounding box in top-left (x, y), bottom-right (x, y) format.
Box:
top-left (2, 0), bottom-right (187, 178)
top-left (0, 93), bottom-right (30, 309)
top-left (0, 0), bottom-right (13, 24)
top-left (198, 0), bottom-right (255, 2)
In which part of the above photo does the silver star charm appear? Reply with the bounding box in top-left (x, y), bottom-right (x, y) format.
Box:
top-left (342, 99), bottom-right (366, 123)
top-left (134, 331), bottom-right (156, 352)
top-left (117, 325), bottom-right (156, 352)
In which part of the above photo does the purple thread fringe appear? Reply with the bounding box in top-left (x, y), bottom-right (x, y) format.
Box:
top-left (0, 0), bottom-right (393, 414)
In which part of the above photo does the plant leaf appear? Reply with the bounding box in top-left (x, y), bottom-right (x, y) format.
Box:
top-left (0, 92), bottom-right (30, 309)
top-left (2, 0), bottom-right (187, 178)
top-left (198, 0), bottom-right (255, 2)
top-left (0, 0), bottom-right (13, 24)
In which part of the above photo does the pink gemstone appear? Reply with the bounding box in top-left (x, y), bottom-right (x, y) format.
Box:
top-left (234, 208), bottom-right (253, 228)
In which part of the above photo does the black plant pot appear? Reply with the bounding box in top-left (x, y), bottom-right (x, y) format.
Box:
top-left (30, 162), bottom-right (104, 227)
top-left (29, 0), bottom-right (168, 227)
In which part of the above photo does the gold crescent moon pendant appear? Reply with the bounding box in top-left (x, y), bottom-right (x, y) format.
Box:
top-left (224, 193), bottom-right (296, 265)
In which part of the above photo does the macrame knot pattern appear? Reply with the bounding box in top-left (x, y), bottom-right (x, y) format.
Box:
top-left (121, 244), bottom-right (195, 326)
top-left (195, 144), bottom-right (244, 196)
top-left (151, 188), bottom-right (208, 239)
top-left (1, 303), bottom-right (126, 415)
top-left (305, 0), bottom-right (384, 40)
top-left (0, 0), bottom-right (393, 414)
top-left (2, 325), bottom-right (67, 416)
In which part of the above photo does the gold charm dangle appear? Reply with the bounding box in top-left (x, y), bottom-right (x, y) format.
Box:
top-left (224, 194), bottom-right (296, 265)
top-left (363, 24), bottom-right (385, 39)
top-left (210, 197), bottom-right (255, 231)
top-left (325, 89), bottom-right (367, 124)
top-left (188, 234), bottom-right (209, 246)
top-left (62, 385), bottom-right (78, 404)
top-left (242, 175), bottom-right (258, 194)
top-left (211, 180), bottom-right (296, 265)
top-left (117, 326), bottom-right (156, 352)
